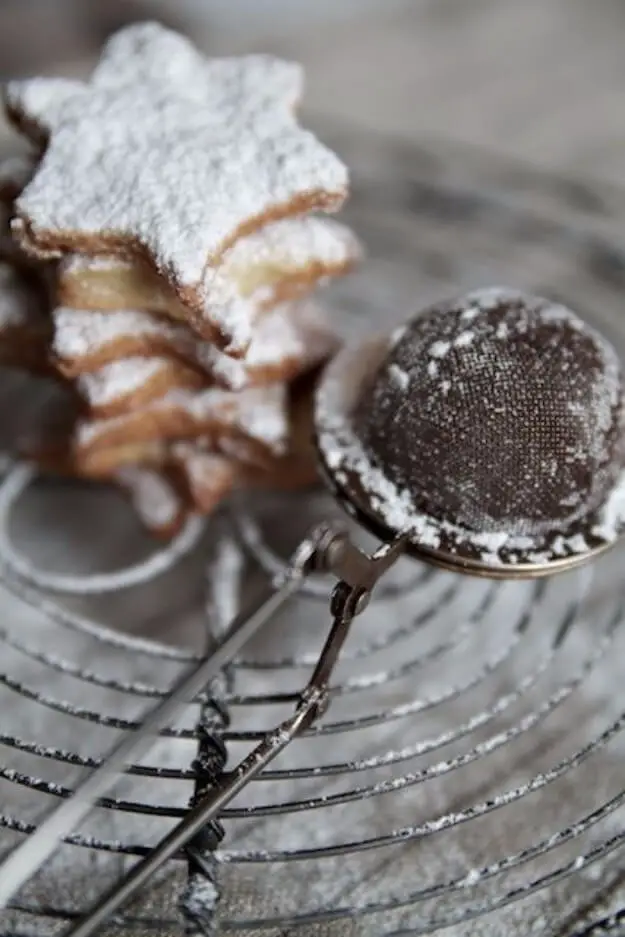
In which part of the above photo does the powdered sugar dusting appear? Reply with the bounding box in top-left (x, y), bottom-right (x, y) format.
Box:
top-left (202, 217), bottom-right (358, 349)
top-left (53, 299), bottom-right (336, 389)
top-left (62, 254), bottom-right (121, 273)
top-left (77, 357), bottom-right (169, 407)
top-left (429, 340), bottom-right (450, 359)
top-left (454, 330), bottom-right (474, 348)
top-left (317, 342), bottom-right (454, 553)
top-left (391, 325), bottom-right (406, 346)
top-left (591, 469), bottom-right (625, 541)
top-left (79, 382), bottom-right (288, 453)
top-left (9, 22), bottom-right (349, 338)
top-left (206, 299), bottom-right (339, 389)
top-left (464, 286), bottom-right (528, 310)
top-left (173, 442), bottom-right (231, 479)
top-left (387, 363), bottom-right (410, 392)
top-left (116, 465), bottom-right (181, 529)
top-left (59, 216), bottom-right (359, 352)
top-left (180, 876), bottom-right (219, 922)
top-left (214, 214), bottom-right (360, 288)
top-left (217, 435), bottom-right (258, 462)
top-left (172, 444), bottom-right (237, 506)
top-left (53, 306), bottom-right (168, 358)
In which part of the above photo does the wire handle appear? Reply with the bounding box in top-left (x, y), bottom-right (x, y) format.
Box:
top-left (0, 524), bottom-right (325, 910)
top-left (63, 529), bottom-right (407, 937)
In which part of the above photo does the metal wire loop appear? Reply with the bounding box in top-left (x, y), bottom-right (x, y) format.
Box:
top-left (0, 464), bottom-right (206, 595)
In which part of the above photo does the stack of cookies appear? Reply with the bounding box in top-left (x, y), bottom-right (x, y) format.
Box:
top-left (0, 22), bottom-right (361, 537)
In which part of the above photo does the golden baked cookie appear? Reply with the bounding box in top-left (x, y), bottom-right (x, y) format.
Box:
top-left (5, 23), bottom-right (350, 353)
top-left (76, 356), bottom-right (207, 419)
top-left (52, 299), bottom-right (340, 389)
top-left (56, 218), bottom-right (360, 351)
top-left (74, 383), bottom-right (290, 474)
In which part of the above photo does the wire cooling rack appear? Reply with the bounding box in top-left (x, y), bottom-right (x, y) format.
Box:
top-left (1, 125), bottom-right (625, 936)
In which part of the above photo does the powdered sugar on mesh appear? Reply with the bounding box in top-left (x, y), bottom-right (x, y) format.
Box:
top-left (317, 307), bottom-right (625, 568)
top-left (8, 22), bottom-right (349, 338)
top-left (392, 287), bottom-right (622, 472)
top-left (454, 331), bottom-right (474, 348)
top-left (429, 341), bottom-right (450, 359)
top-left (464, 286), bottom-right (530, 311)
top-left (591, 469), bottom-right (625, 541)
top-left (317, 349), bottom-right (445, 551)
top-left (388, 363), bottom-right (410, 391)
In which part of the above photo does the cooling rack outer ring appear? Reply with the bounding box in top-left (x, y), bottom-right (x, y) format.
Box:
top-left (0, 463), bottom-right (206, 595)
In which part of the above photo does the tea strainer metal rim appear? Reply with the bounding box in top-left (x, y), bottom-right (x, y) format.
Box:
top-left (314, 332), bottom-right (625, 580)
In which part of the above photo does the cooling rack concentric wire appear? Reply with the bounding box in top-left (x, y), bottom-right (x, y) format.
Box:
top-left (1, 127), bottom-right (625, 936)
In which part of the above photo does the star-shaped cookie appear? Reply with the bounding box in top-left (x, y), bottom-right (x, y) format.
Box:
top-left (4, 22), bottom-right (349, 344)
top-left (55, 215), bottom-right (361, 352)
